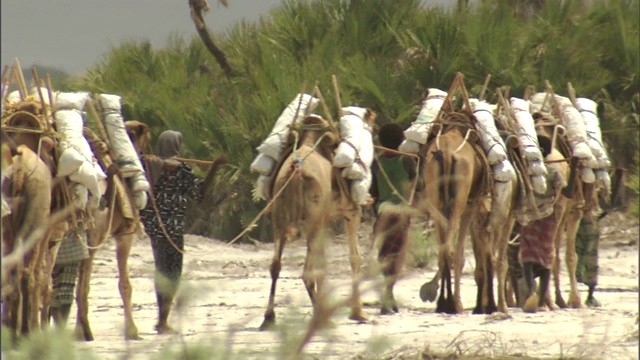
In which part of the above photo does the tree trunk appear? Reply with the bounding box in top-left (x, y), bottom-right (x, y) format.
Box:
top-left (188, 0), bottom-right (233, 77)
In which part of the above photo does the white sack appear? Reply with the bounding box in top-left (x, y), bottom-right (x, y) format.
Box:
top-left (595, 169), bottom-right (611, 193)
top-left (333, 106), bottom-right (368, 168)
top-left (256, 93), bottom-right (320, 160)
top-left (491, 159), bottom-right (516, 182)
top-left (580, 166), bottom-right (596, 183)
top-left (529, 92), bottom-right (553, 114)
top-left (68, 162), bottom-right (101, 209)
top-left (99, 94), bottom-right (149, 190)
top-left (70, 183), bottom-right (89, 210)
top-left (557, 98), bottom-right (597, 165)
top-left (527, 159), bottom-right (548, 176)
top-left (133, 190), bottom-right (148, 210)
top-left (398, 139), bottom-right (420, 154)
top-left (531, 174), bottom-right (548, 195)
top-left (511, 97), bottom-right (544, 162)
top-left (574, 98), bottom-right (611, 168)
top-left (404, 122), bottom-right (432, 145)
top-left (404, 88), bottom-right (447, 144)
top-left (255, 174), bottom-right (274, 201)
top-left (489, 180), bottom-right (513, 229)
top-left (55, 91), bottom-right (89, 110)
top-left (250, 153), bottom-right (277, 176)
top-left (55, 108), bottom-right (107, 191)
top-left (129, 172), bottom-right (150, 193)
top-left (6, 90), bottom-right (21, 104)
top-left (350, 168), bottom-right (372, 205)
top-left (470, 98), bottom-right (508, 165)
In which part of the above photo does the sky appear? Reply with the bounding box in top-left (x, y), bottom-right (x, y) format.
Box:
top-left (1, 0), bottom-right (283, 75)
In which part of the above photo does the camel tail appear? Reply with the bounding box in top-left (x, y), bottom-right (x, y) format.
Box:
top-left (434, 149), bottom-right (456, 220)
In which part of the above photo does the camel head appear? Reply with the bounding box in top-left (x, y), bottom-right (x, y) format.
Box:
top-left (124, 120), bottom-right (151, 155)
top-left (2, 107), bottom-right (47, 155)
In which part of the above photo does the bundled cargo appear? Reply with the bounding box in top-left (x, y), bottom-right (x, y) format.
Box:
top-left (555, 96), bottom-right (597, 166)
top-left (511, 97), bottom-right (545, 162)
top-left (529, 92), bottom-right (552, 114)
top-left (400, 88), bottom-right (447, 152)
top-left (489, 180), bottom-right (514, 229)
top-left (251, 93), bottom-right (319, 199)
top-left (350, 168), bottom-right (372, 205)
top-left (54, 92), bottom-right (106, 209)
top-left (510, 97), bottom-right (548, 194)
top-left (333, 106), bottom-right (370, 168)
top-left (574, 98), bottom-right (611, 169)
top-left (469, 98), bottom-right (508, 165)
top-left (255, 94), bottom-right (320, 162)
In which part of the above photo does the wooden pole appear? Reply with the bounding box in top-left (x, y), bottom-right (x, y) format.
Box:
top-left (31, 68), bottom-right (51, 131)
top-left (0, 65), bottom-right (13, 106)
top-left (479, 74), bottom-right (491, 101)
top-left (331, 74), bottom-right (343, 117)
top-left (13, 59), bottom-right (28, 101)
top-left (312, 85), bottom-right (338, 133)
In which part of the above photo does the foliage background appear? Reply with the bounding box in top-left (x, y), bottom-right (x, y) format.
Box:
top-left (61, 0), bottom-right (639, 241)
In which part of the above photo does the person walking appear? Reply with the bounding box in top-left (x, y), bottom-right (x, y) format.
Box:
top-left (141, 130), bottom-right (226, 334)
top-left (369, 123), bottom-right (420, 314)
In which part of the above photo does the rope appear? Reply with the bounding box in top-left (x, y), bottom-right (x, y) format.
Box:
top-left (227, 170), bottom-right (298, 246)
top-left (81, 181), bottom-right (118, 251)
top-left (144, 161), bottom-right (185, 255)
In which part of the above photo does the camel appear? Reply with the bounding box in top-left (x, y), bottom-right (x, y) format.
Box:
top-left (417, 76), bottom-right (495, 315)
top-left (259, 114), bottom-right (367, 330)
top-left (72, 121), bottom-right (151, 341)
top-left (1, 144), bottom-right (53, 340)
top-left (534, 114), bottom-right (599, 309)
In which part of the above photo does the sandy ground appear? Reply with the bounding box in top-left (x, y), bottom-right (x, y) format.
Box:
top-left (63, 212), bottom-right (639, 359)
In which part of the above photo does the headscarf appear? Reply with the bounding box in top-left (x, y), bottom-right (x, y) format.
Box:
top-left (149, 130), bottom-right (183, 185)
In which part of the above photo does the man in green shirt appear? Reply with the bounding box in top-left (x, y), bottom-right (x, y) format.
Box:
top-left (369, 123), bottom-right (420, 314)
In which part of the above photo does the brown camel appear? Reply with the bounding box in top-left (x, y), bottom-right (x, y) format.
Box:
top-left (73, 122), bottom-right (151, 341)
top-left (1, 144), bottom-right (53, 340)
top-left (534, 114), bottom-right (599, 310)
top-left (417, 76), bottom-right (495, 316)
top-left (260, 115), bottom-right (367, 330)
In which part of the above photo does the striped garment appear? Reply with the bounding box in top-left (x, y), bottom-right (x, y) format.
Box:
top-left (50, 261), bottom-right (81, 307)
top-left (519, 214), bottom-right (556, 269)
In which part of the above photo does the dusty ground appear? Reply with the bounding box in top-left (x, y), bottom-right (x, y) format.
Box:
top-left (66, 212), bottom-right (638, 359)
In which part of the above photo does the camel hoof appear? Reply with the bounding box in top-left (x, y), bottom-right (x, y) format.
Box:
top-left (154, 324), bottom-right (176, 336)
top-left (568, 293), bottom-right (583, 309)
top-left (555, 295), bottom-right (568, 309)
top-left (349, 310), bottom-right (368, 323)
top-left (380, 305), bottom-right (398, 315)
top-left (259, 318), bottom-right (275, 331)
top-left (74, 326), bottom-right (94, 342)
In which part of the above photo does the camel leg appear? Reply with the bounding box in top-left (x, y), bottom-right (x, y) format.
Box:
top-left (302, 211), bottom-right (328, 314)
top-left (522, 262), bottom-right (538, 313)
top-left (259, 226), bottom-right (288, 331)
top-left (537, 264), bottom-right (551, 311)
top-left (434, 223), bottom-right (454, 314)
top-left (453, 214), bottom-right (471, 314)
top-left (345, 212), bottom-right (367, 322)
top-left (115, 233), bottom-right (141, 340)
top-left (75, 249), bottom-right (97, 341)
top-left (552, 204), bottom-right (568, 309)
top-left (564, 211), bottom-right (583, 308)
top-left (496, 218), bottom-right (515, 313)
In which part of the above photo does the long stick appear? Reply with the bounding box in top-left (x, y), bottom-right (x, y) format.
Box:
top-left (567, 82), bottom-right (577, 107)
top-left (45, 74), bottom-right (56, 115)
top-left (142, 154), bottom-right (215, 165)
top-left (14, 59), bottom-right (28, 100)
top-left (0, 65), bottom-right (9, 101)
top-left (31, 68), bottom-right (51, 131)
top-left (290, 81), bottom-right (308, 129)
top-left (331, 74), bottom-right (343, 117)
top-left (479, 74), bottom-right (492, 101)
top-left (0, 65), bottom-right (13, 106)
top-left (313, 85), bottom-right (338, 133)
top-left (86, 97), bottom-right (111, 147)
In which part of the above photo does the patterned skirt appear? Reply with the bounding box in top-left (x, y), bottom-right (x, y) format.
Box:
top-left (519, 214), bottom-right (556, 269)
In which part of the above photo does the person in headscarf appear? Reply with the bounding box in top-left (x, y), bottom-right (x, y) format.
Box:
top-left (140, 130), bottom-right (226, 334)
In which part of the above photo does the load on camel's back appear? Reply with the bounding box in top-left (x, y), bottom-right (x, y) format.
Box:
top-left (249, 91), bottom-right (375, 332)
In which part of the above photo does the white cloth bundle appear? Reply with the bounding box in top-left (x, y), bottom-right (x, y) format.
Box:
top-left (250, 153), bottom-right (277, 176)
top-left (333, 106), bottom-right (369, 168)
top-left (511, 97), bottom-right (545, 162)
top-left (574, 98), bottom-right (611, 169)
top-left (580, 166), bottom-right (596, 183)
top-left (404, 88), bottom-right (447, 144)
top-left (54, 93), bottom-right (106, 209)
top-left (398, 139), bottom-right (421, 154)
top-left (99, 94), bottom-right (150, 192)
top-left (529, 92), bottom-right (553, 114)
top-left (530, 174), bottom-right (548, 194)
top-left (470, 98), bottom-right (508, 165)
top-left (489, 180), bottom-right (513, 229)
top-left (255, 174), bottom-right (274, 201)
top-left (256, 94), bottom-right (320, 161)
top-left (556, 97), bottom-right (597, 165)
top-left (595, 168), bottom-right (611, 193)
top-left (527, 159), bottom-right (547, 176)
top-left (341, 118), bottom-right (373, 180)
top-left (491, 159), bottom-right (516, 182)
top-left (350, 168), bottom-right (372, 205)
